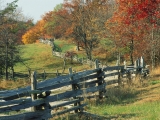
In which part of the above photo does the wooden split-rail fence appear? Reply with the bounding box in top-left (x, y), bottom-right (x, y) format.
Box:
top-left (0, 58), bottom-right (149, 120)
top-left (52, 51), bottom-right (95, 66)
top-left (39, 39), bottom-right (96, 66)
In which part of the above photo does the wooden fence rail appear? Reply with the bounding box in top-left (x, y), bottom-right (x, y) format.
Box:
top-left (0, 57), bottom-right (149, 120)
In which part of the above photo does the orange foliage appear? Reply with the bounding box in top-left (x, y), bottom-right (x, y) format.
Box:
top-left (22, 20), bottom-right (46, 44)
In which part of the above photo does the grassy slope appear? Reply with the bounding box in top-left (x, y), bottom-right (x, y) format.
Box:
top-left (54, 40), bottom-right (75, 52)
top-left (3, 41), bottom-right (160, 119)
top-left (14, 42), bottom-right (90, 74)
top-left (87, 71), bottom-right (160, 120)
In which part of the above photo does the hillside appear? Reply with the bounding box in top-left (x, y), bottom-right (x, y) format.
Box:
top-left (88, 75), bottom-right (160, 120)
top-left (85, 67), bottom-right (160, 120)
top-left (14, 42), bottom-right (90, 74)
top-left (1, 41), bottom-right (160, 120)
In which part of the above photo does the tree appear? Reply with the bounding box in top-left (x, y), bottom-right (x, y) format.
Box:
top-left (0, 0), bottom-right (18, 79)
top-left (40, 0), bottom-right (112, 60)
top-left (124, 0), bottom-right (160, 67)
top-left (0, 0), bottom-right (31, 79)
top-left (42, 4), bottom-right (70, 39)
top-left (22, 20), bottom-right (45, 44)
top-left (56, 0), bottom-right (111, 60)
top-left (106, 0), bottom-right (160, 65)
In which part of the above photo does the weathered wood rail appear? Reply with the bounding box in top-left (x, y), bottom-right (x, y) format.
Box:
top-left (0, 57), bottom-right (149, 120)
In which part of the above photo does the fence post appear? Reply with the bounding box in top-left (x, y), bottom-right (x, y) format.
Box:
top-left (56, 69), bottom-right (59, 76)
top-left (134, 60), bottom-right (137, 69)
top-left (136, 58), bottom-right (141, 74)
top-left (95, 59), bottom-right (106, 99)
top-left (138, 58), bottom-right (141, 68)
top-left (28, 68), bottom-right (31, 81)
top-left (68, 67), bottom-right (80, 113)
top-left (43, 70), bottom-right (46, 80)
top-left (31, 71), bottom-right (37, 112)
top-left (124, 60), bottom-right (127, 69)
top-left (95, 59), bottom-right (99, 69)
top-left (11, 68), bottom-right (14, 79)
top-left (140, 56), bottom-right (145, 68)
top-left (117, 65), bottom-right (122, 86)
top-left (133, 60), bottom-right (137, 78)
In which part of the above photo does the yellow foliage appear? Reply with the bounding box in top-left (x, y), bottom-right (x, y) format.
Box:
top-left (22, 20), bottom-right (46, 44)
top-left (22, 28), bottom-right (39, 44)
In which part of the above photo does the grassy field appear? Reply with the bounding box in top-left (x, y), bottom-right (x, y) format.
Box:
top-left (1, 41), bottom-right (160, 119)
top-left (14, 42), bottom-right (90, 74)
top-left (0, 42), bottom-right (90, 89)
top-left (85, 68), bottom-right (160, 120)
top-left (54, 40), bottom-right (75, 52)
top-left (62, 71), bottom-right (160, 120)
top-left (53, 78), bottom-right (160, 120)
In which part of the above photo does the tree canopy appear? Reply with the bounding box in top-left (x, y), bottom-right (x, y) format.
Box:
top-left (21, 0), bottom-right (160, 66)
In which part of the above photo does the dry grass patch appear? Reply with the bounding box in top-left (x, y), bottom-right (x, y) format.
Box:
top-left (0, 79), bottom-right (30, 90)
top-left (150, 66), bottom-right (160, 77)
top-left (134, 80), bottom-right (160, 104)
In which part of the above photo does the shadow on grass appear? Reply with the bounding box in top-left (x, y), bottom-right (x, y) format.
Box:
top-left (53, 43), bottom-right (62, 52)
top-left (66, 112), bottom-right (138, 120)
top-left (102, 86), bottom-right (139, 105)
top-left (95, 85), bottom-right (151, 105)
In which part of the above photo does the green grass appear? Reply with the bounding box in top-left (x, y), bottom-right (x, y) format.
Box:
top-left (88, 101), bottom-right (160, 120)
top-left (86, 78), bottom-right (160, 120)
top-left (53, 40), bottom-right (89, 60)
top-left (7, 41), bottom-right (160, 120)
top-left (149, 80), bottom-right (160, 85)
top-left (54, 40), bottom-right (75, 52)
top-left (15, 43), bottom-right (61, 72)
top-left (14, 43), bottom-right (90, 75)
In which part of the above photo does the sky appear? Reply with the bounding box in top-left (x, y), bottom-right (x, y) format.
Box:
top-left (4, 0), bottom-right (64, 23)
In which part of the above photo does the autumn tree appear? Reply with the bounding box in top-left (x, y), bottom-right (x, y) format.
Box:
top-left (54, 0), bottom-right (110, 60)
top-left (12, 8), bottom-right (34, 44)
top-left (22, 19), bottom-right (45, 44)
top-left (42, 4), bottom-right (70, 39)
top-left (106, 0), bottom-right (160, 65)
top-left (124, 0), bottom-right (160, 67)
top-left (41, 0), bottom-right (112, 60)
